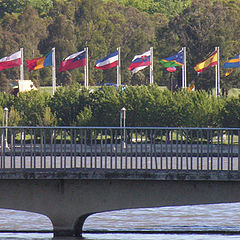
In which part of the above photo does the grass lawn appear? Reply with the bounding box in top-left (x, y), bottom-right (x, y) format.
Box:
top-left (228, 88), bottom-right (240, 97)
top-left (39, 86), bottom-right (54, 95)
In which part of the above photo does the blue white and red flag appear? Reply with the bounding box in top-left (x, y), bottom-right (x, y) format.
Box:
top-left (95, 51), bottom-right (118, 70)
top-left (128, 50), bottom-right (151, 74)
top-left (59, 50), bottom-right (86, 72)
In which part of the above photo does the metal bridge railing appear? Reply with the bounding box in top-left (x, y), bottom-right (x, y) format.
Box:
top-left (0, 127), bottom-right (239, 171)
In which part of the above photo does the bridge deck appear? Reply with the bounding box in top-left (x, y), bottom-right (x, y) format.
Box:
top-left (1, 168), bottom-right (240, 181)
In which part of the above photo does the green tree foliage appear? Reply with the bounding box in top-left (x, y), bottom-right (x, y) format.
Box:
top-left (0, 91), bottom-right (14, 108)
top-left (90, 86), bottom-right (121, 126)
top-left (0, 86), bottom-right (238, 127)
top-left (0, 0), bottom-right (29, 17)
top-left (13, 90), bottom-right (50, 125)
top-left (219, 96), bottom-right (240, 128)
top-left (156, 0), bottom-right (240, 90)
top-left (75, 106), bottom-right (93, 126)
top-left (0, 6), bottom-right (48, 84)
top-left (8, 107), bottom-right (21, 126)
top-left (38, 106), bottom-right (57, 126)
top-left (0, 72), bottom-right (10, 92)
top-left (29, 0), bottom-right (53, 16)
top-left (113, 0), bottom-right (192, 18)
top-left (173, 90), bottom-right (224, 127)
top-left (49, 84), bottom-right (91, 126)
top-left (0, 0), bottom-right (240, 92)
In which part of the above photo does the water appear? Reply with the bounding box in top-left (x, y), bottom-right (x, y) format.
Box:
top-left (1, 203), bottom-right (240, 239)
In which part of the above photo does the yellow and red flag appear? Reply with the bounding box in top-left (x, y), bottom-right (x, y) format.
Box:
top-left (26, 51), bottom-right (53, 71)
top-left (194, 51), bottom-right (218, 73)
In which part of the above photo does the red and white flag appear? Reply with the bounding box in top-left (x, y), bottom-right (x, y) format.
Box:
top-left (0, 51), bottom-right (21, 71)
top-left (59, 50), bottom-right (86, 72)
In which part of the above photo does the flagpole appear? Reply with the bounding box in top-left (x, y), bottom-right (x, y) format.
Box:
top-left (215, 47), bottom-right (220, 96)
top-left (150, 47), bottom-right (154, 84)
top-left (184, 47), bottom-right (187, 88)
top-left (20, 48), bottom-right (24, 82)
top-left (181, 47), bottom-right (187, 88)
top-left (52, 47), bottom-right (56, 95)
top-left (117, 47), bottom-right (121, 87)
top-left (217, 46), bottom-right (220, 96)
top-left (84, 47), bottom-right (89, 89)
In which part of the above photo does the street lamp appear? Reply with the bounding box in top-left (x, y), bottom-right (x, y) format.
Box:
top-left (3, 107), bottom-right (8, 148)
top-left (120, 107), bottom-right (126, 148)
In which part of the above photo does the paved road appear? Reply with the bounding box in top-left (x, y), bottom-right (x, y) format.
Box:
top-left (0, 155), bottom-right (239, 171)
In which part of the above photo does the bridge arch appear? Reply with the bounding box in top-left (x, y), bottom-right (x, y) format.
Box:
top-left (0, 174), bottom-right (240, 236)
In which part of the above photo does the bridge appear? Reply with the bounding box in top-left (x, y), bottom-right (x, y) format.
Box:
top-left (0, 126), bottom-right (239, 237)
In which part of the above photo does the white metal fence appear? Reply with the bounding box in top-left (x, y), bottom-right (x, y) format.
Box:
top-left (0, 127), bottom-right (239, 171)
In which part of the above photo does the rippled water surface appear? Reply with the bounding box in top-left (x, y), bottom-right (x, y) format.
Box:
top-left (1, 203), bottom-right (240, 239)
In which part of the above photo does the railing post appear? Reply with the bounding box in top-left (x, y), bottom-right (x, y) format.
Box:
top-left (238, 129), bottom-right (240, 171)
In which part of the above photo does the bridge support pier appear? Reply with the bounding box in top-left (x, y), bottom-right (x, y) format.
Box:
top-left (1, 172), bottom-right (240, 237)
top-left (52, 213), bottom-right (92, 237)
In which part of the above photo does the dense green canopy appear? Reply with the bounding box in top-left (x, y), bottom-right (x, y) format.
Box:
top-left (0, 0), bottom-right (239, 92)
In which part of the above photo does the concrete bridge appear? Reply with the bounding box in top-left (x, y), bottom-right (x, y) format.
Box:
top-left (0, 126), bottom-right (239, 237)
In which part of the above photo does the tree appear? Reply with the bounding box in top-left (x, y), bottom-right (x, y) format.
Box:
top-left (40, 12), bottom-right (77, 85)
top-left (0, 72), bottom-right (10, 92)
top-left (0, 6), bottom-right (48, 83)
top-left (38, 106), bottom-right (57, 126)
top-left (0, 0), bottom-right (29, 17)
top-left (90, 86), bottom-right (121, 126)
top-left (219, 96), bottom-right (240, 128)
top-left (156, 0), bottom-right (240, 90)
top-left (13, 90), bottom-right (50, 125)
top-left (49, 84), bottom-right (91, 126)
top-left (29, 0), bottom-right (53, 16)
top-left (114, 0), bottom-right (192, 18)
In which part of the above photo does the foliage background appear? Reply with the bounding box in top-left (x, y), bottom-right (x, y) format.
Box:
top-left (0, 0), bottom-right (240, 91)
top-left (0, 86), bottom-right (239, 128)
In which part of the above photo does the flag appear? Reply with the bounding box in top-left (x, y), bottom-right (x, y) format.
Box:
top-left (225, 68), bottom-right (234, 77)
top-left (188, 81), bottom-right (195, 92)
top-left (0, 51), bottom-right (21, 71)
top-left (223, 54), bottom-right (240, 69)
top-left (166, 67), bottom-right (176, 72)
top-left (26, 51), bottom-right (52, 71)
top-left (194, 51), bottom-right (218, 73)
top-left (128, 50), bottom-right (151, 74)
top-left (95, 51), bottom-right (118, 70)
top-left (59, 50), bottom-right (86, 72)
top-left (160, 50), bottom-right (184, 68)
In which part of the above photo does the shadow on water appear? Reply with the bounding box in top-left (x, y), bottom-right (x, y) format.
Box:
top-left (52, 237), bottom-right (84, 240)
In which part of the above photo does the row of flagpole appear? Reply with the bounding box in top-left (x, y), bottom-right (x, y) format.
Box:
top-left (2, 46), bottom-right (224, 96)
top-left (17, 46), bottom-right (156, 95)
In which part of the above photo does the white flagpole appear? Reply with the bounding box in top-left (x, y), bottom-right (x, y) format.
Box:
top-left (150, 47), bottom-right (154, 84)
top-left (84, 47), bottom-right (89, 89)
top-left (217, 46), bottom-right (220, 96)
top-left (181, 47), bottom-right (186, 88)
top-left (215, 47), bottom-right (220, 96)
top-left (117, 47), bottom-right (121, 86)
top-left (52, 47), bottom-right (56, 95)
top-left (20, 48), bottom-right (24, 81)
top-left (183, 47), bottom-right (187, 88)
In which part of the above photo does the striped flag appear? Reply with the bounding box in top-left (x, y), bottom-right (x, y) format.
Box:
top-left (95, 51), bottom-right (118, 70)
top-left (0, 51), bottom-right (21, 71)
top-left (194, 51), bottom-right (218, 73)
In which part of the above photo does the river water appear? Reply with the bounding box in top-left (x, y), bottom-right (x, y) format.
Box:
top-left (1, 203), bottom-right (240, 239)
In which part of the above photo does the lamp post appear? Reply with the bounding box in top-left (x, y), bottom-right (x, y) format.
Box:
top-left (3, 107), bottom-right (8, 148)
top-left (120, 107), bottom-right (126, 148)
